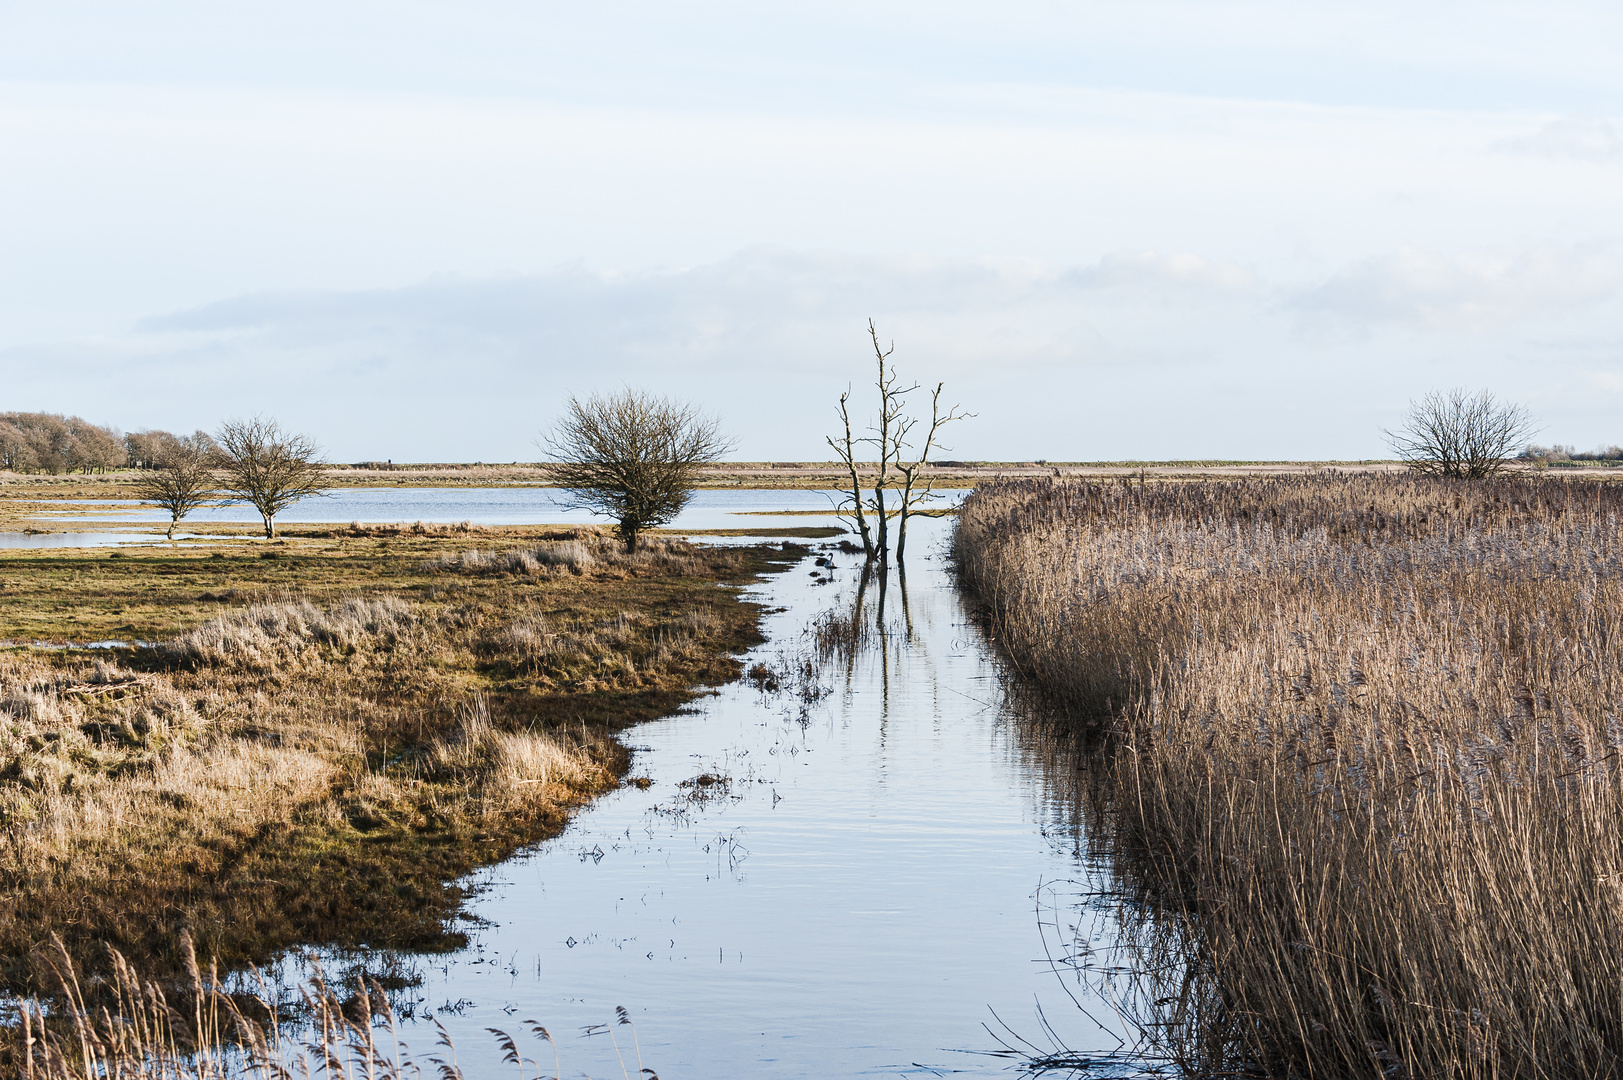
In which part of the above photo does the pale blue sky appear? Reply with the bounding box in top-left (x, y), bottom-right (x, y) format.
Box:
top-left (2, 2), bottom-right (1621, 460)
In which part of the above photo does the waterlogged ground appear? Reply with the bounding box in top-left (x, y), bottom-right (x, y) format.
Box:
top-left (348, 515), bottom-right (1130, 1078)
top-left (18, 487), bottom-right (871, 529)
top-left (1, 488), bottom-right (968, 547)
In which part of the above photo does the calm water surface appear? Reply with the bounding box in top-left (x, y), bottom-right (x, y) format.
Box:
top-left (370, 514), bottom-right (1124, 1078)
top-left (3, 489), bottom-right (965, 547)
top-left (23, 487), bottom-right (921, 529)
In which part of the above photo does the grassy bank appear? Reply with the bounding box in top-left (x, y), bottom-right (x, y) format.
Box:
top-left (958, 474), bottom-right (1623, 1078)
top-left (0, 526), bottom-right (800, 997)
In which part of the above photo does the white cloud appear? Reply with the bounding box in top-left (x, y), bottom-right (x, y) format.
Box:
top-left (1288, 244), bottom-right (1623, 329)
top-left (7, 243), bottom-right (1623, 463)
top-left (1066, 251), bottom-right (1256, 295)
top-left (1493, 117), bottom-right (1623, 163)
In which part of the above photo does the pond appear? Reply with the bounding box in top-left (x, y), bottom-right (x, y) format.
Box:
top-left (338, 512), bottom-right (1130, 1078)
top-left (3, 488), bottom-right (964, 547)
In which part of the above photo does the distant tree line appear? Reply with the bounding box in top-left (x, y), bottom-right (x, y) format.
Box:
top-left (1519, 443), bottom-right (1623, 463)
top-left (0, 411), bottom-right (227, 476)
top-left (0, 412), bottom-right (127, 474)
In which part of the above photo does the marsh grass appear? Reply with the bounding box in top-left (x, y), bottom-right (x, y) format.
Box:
top-left (0, 533), bottom-right (798, 998)
top-left (958, 474), bottom-right (1623, 1078)
top-left (12, 933), bottom-right (653, 1079)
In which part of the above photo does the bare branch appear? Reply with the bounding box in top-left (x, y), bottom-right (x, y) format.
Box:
top-left (831, 320), bottom-right (974, 563)
top-left (130, 431), bottom-right (220, 539)
top-left (1384, 389), bottom-right (1539, 479)
top-left (216, 417), bottom-right (331, 538)
top-left (539, 389), bottom-right (735, 550)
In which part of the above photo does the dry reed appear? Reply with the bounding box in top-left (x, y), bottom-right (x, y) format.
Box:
top-left (14, 932), bottom-right (648, 1079)
top-left (958, 474), bottom-right (1623, 1078)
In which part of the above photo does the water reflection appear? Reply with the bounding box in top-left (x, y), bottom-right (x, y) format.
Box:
top-left (376, 516), bottom-right (1139, 1078)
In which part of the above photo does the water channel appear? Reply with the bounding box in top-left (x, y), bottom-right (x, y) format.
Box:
top-left (337, 512), bottom-right (1129, 1078)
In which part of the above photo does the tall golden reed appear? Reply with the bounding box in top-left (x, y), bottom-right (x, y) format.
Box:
top-left (958, 474), bottom-right (1623, 1078)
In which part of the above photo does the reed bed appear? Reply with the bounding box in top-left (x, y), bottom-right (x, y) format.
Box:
top-left (957, 474), bottom-right (1623, 1078)
top-left (14, 933), bottom-right (650, 1079)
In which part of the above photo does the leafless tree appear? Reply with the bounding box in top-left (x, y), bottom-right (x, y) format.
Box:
top-left (540, 389), bottom-right (735, 550)
top-left (216, 417), bottom-right (331, 538)
top-left (829, 320), bottom-right (970, 563)
top-left (132, 432), bottom-right (219, 539)
top-left (64, 420), bottom-right (128, 473)
top-left (893, 381), bottom-right (971, 562)
top-left (125, 429), bottom-right (183, 470)
top-left (1384, 389), bottom-right (1539, 479)
top-left (0, 421), bottom-right (37, 473)
top-left (0, 412), bottom-right (126, 474)
top-left (828, 388), bottom-right (876, 558)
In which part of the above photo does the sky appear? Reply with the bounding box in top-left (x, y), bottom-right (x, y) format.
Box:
top-left (2, 1), bottom-right (1622, 462)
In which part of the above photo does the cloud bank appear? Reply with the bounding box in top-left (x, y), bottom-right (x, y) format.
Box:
top-left (5, 245), bottom-right (1623, 463)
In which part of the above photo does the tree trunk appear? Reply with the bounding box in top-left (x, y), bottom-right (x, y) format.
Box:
top-left (263, 514), bottom-right (275, 539)
top-left (166, 518), bottom-right (176, 540)
top-left (872, 482), bottom-right (888, 562)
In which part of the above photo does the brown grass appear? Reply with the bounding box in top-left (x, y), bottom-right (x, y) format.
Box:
top-left (958, 474), bottom-right (1623, 1078)
top-left (12, 933), bottom-right (643, 1079)
top-left (0, 532), bottom-right (798, 999)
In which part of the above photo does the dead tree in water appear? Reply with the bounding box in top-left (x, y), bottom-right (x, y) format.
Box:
top-left (828, 319), bottom-right (971, 563)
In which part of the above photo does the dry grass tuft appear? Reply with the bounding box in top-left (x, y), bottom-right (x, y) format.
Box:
top-left (959, 474), bottom-right (1623, 1078)
top-left (168, 596), bottom-right (424, 668)
top-left (427, 695), bottom-right (603, 813)
top-left (422, 533), bottom-right (746, 581)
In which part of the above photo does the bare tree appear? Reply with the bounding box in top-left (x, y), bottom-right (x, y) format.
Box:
top-left (892, 382), bottom-right (971, 563)
top-left (0, 421), bottom-right (37, 473)
top-left (829, 320), bottom-right (970, 563)
top-left (0, 412), bottom-right (125, 474)
top-left (828, 388), bottom-right (876, 559)
top-left (132, 432), bottom-right (219, 539)
top-left (216, 417), bottom-right (331, 538)
top-left (540, 389), bottom-right (735, 551)
top-left (125, 429), bottom-right (184, 470)
top-left (64, 419), bottom-right (128, 474)
top-left (1385, 389), bottom-right (1539, 479)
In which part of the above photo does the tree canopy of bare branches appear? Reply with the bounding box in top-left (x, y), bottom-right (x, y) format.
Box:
top-left (540, 389), bottom-right (734, 550)
top-left (215, 417), bottom-right (330, 538)
top-left (131, 432), bottom-right (220, 538)
top-left (827, 320), bottom-right (971, 563)
top-left (0, 412), bottom-right (127, 474)
top-left (1384, 389), bottom-right (1538, 479)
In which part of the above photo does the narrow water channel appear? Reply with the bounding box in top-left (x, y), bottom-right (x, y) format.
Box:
top-left (368, 516), bottom-right (1128, 1078)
